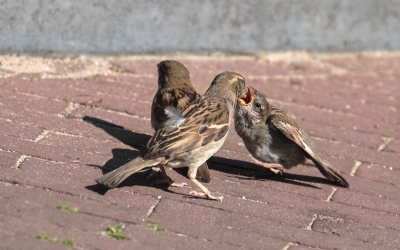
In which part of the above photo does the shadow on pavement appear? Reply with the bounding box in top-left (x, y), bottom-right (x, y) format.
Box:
top-left (83, 116), bottom-right (334, 193)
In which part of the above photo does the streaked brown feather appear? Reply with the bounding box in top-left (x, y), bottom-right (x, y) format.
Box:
top-left (145, 97), bottom-right (230, 159)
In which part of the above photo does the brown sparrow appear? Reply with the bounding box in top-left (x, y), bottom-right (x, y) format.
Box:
top-left (234, 87), bottom-right (349, 187)
top-left (96, 71), bottom-right (247, 200)
top-left (150, 60), bottom-right (210, 183)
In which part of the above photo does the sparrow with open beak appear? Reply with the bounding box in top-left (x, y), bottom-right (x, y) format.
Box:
top-left (96, 71), bottom-right (247, 200)
top-left (234, 87), bottom-right (349, 187)
top-left (150, 60), bottom-right (210, 183)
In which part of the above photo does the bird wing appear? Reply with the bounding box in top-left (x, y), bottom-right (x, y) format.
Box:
top-left (269, 106), bottom-right (316, 159)
top-left (145, 97), bottom-right (230, 159)
top-left (269, 107), bottom-right (349, 187)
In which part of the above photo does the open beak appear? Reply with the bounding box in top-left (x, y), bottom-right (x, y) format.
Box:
top-left (238, 87), bottom-right (254, 106)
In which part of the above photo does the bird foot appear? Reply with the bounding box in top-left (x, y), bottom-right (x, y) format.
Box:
top-left (252, 158), bottom-right (284, 175)
top-left (270, 168), bottom-right (283, 175)
top-left (189, 190), bottom-right (223, 201)
top-left (171, 182), bottom-right (188, 188)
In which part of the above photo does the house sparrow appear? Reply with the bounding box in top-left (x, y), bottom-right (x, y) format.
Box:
top-left (96, 71), bottom-right (247, 201)
top-left (234, 87), bottom-right (349, 187)
top-left (150, 60), bottom-right (210, 183)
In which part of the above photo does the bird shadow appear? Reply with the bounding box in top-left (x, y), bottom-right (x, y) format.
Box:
top-left (235, 170), bottom-right (338, 188)
top-left (83, 116), bottom-right (181, 195)
top-left (84, 148), bottom-right (179, 195)
top-left (83, 116), bottom-right (333, 193)
top-left (82, 116), bottom-right (150, 152)
top-left (206, 160), bottom-right (328, 189)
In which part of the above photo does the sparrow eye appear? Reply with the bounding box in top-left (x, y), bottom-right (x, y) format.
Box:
top-left (255, 102), bottom-right (262, 109)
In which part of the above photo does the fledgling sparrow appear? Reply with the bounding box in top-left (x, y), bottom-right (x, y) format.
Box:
top-left (150, 60), bottom-right (210, 183)
top-left (96, 71), bottom-right (247, 201)
top-left (234, 87), bottom-right (349, 187)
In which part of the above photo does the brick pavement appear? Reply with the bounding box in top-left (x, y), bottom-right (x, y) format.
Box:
top-left (0, 52), bottom-right (399, 249)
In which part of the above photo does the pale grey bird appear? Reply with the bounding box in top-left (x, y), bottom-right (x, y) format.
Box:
top-left (234, 87), bottom-right (349, 187)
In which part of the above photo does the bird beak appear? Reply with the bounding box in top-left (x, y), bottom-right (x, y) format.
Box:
top-left (238, 87), bottom-right (254, 106)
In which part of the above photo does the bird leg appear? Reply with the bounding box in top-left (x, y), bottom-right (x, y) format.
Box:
top-left (252, 157), bottom-right (284, 175)
top-left (152, 166), bottom-right (187, 188)
top-left (187, 168), bottom-right (223, 201)
top-left (146, 167), bottom-right (161, 180)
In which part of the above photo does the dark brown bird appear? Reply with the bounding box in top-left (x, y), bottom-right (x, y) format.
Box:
top-left (150, 60), bottom-right (210, 183)
top-left (234, 87), bottom-right (349, 187)
top-left (96, 71), bottom-right (247, 201)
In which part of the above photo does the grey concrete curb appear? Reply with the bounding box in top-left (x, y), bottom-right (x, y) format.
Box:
top-left (1, 0), bottom-right (400, 53)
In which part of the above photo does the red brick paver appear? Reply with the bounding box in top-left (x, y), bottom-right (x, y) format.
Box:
top-left (0, 52), bottom-right (399, 250)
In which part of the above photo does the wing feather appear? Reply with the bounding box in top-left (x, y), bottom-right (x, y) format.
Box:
top-left (269, 107), bottom-right (316, 159)
top-left (145, 97), bottom-right (230, 159)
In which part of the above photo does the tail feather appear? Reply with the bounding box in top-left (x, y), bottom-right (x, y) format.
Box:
top-left (96, 157), bottom-right (162, 188)
top-left (313, 158), bottom-right (349, 187)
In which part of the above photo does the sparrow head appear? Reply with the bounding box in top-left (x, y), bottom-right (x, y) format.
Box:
top-left (235, 86), bottom-right (270, 125)
top-left (206, 71), bottom-right (246, 100)
top-left (157, 60), bottom-right (191, 88)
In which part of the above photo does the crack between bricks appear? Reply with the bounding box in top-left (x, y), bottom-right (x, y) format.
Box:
top-left (0, 179), bottom-right (107, 204)
top-left (146, 196), bottom-right (162, 218)
top-left (62, 103), bottom-right (151, 122)
top-left (350, 160), bottom-right (363, 176)
top-left (60, 102), bottom-right (80, 118)
top-left (0, 147), bottom-right (67, 164)
top-left (281, 242), bottom-right (299, 250)
top-left (325, 187), bottom-right (338, 202)
top-left (377, 137), bottom-right (394, 152)
top-left (87, 104), bottom-right (151, 120)
top-left (11, 155), bottom-right (29, 169)
top-left (33, 129), bottom-right (51, 142)
top-left (305, 214), bottom-right (318, 230)
top-left (49, 130), bottom-right (85, 138)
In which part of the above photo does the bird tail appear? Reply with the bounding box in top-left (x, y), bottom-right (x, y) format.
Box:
top-left (96, 157), bottom-right (162, 188)
top-left (313, 158), bottom-right (349, 187)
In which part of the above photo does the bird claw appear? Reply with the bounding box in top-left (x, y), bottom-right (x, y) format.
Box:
top-left (189, 190), bottom-right (223, 201)
top-left (270, 168), bottom-right (283, 175)
top-left (251, 158), bottom-right (284, 175)
top-left (170, 182), bottom-right (188, 188)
